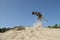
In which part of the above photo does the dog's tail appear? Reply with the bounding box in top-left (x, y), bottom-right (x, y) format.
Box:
top-left (43, 18), bottom-right (48, 22)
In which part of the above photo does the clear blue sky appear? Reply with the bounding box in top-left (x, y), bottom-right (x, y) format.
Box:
top-left (0, 0), bottom-right (60, 28)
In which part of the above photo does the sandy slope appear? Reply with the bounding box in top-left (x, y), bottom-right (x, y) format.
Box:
top-left (0, 27), bottom-right (60, 40)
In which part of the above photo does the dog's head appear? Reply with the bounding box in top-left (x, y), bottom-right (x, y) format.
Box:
top-left (32, 11), bottom-right (34, 15)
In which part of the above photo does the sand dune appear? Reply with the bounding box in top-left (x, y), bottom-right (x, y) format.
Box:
top-left (0, 27), bottom-right (60, 40)
top-left (0, 22), bottom-right (60, 40)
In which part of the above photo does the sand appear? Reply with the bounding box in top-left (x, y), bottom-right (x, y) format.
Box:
top-left (0, 27), bottom-right (60, 40)
top-left (0, 22), bottom-right (60, 40)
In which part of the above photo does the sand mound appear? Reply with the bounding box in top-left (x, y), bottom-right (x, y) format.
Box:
top-left (0, 21), bottom-right (60, 40)
top-left (0, 27), bottom-right (60, 40)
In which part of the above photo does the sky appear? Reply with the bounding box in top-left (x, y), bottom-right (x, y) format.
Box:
top-left (0, 0), bottom-right (60, 28)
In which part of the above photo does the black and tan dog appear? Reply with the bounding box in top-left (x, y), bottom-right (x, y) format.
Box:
top-left (32, 11), bottom-right (48, 22)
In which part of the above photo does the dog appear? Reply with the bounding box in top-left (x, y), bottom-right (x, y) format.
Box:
top-left (32, 11), bottom-right (48, 22)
